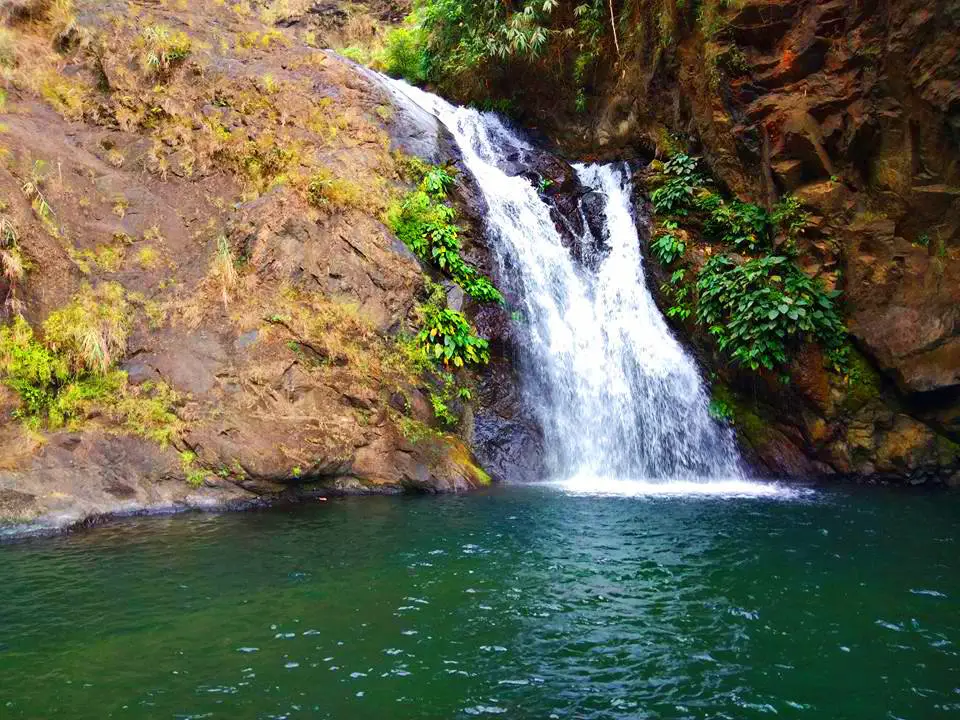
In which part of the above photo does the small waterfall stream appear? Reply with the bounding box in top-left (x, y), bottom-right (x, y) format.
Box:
top-left (386, 79), bottom-right (751, 490)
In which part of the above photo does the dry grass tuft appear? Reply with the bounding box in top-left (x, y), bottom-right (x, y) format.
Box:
top-left (211, 235), bottom-right (238, 309)
top-left (43, 282), bottom-right (131, 374)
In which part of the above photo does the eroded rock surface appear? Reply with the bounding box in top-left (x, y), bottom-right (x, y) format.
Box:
top-left (0, 0), bottom-right (511, 532)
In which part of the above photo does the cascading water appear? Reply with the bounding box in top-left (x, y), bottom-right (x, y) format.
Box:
top-left (384, 78), bottom-right (755, 491)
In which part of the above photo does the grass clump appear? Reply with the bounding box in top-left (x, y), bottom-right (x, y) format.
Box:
top-left (306, 168), bottom-right (365, 211)
top-left (226, 134), bottom-right (301, 196)
top-left (136, 246), bottom-right (160, 269)
top-left (0, 28), bottom-right (18, 69)
top-left (36, 70), bottom-right (88, 120)
top-left (1, 214), bottom-right (25, 317)
top-left (210, 236), bottom-right (238, 309)
top-left (141, 25), bottom-right (192, 77)
top-left (43, 282), bottom-right (130, 374)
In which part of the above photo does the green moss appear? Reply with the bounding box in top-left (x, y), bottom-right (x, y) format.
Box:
top-left (398, 415), bottom-right (444, 444)
top-left (841, 349), bottom-right (882, 412)
top-left (179, 450), bottom-right (207, 487)
top-left (710, 382), bottom-right (774, 446)
top-left (935, 436), bottom-right (960, 465)
top-left (112, 381), bottom-right (181, 446)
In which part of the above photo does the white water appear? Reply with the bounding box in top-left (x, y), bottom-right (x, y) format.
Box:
top-left (384, 79), bottom-right (791, 496)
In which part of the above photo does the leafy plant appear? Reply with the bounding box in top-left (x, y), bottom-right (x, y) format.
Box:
top-left (696, 255), bottom-right (846, 372)
top-left (700, 194), bottom-right (771, 253)
top-left (417, 304), bottom-right (490, 368)
top-left (387, 162), bottom-right (502, 304)
top-left (430, 388), bottom-right (458, 427)
top-left (771, 195), bottom-right (810, 244)
top-left (0, 316), bottom-right (68, 421)
top-left (708, 398), bottom-right (734, 423)
top-left (651, 154), bottom-right (703, 216)
top-left (650, 220), bottom-right (685, 264)
top-left (662, 269), bottom-right (694, 321)
top-left (421, 165), bottom-right (455, 197)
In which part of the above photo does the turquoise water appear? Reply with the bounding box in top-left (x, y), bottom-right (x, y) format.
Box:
top-left (1, 485), bottom-right (958, 719)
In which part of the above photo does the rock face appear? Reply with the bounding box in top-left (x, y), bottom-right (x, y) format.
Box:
top-left (0, 0), bottom-right (503, 533)
top-left (633, 1), bottom-right (960, 482)
top-left (459, 0), bottom-right (960, 483)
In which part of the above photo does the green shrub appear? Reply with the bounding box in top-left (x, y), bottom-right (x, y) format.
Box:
top-left (661, 269), bottom-right (694, 321)
top-left (380, 25), bottom-right (430, 83)
top-left (699, 194), bottom-right (771, 253)
top-left (771, 195), bottom-right (810, 243)
top-left (651, 154), bottom-right (703, 215)
top-left (387, 163), bottom-right (502, 304)
top-left (0, 316), bottom-right (68, 420)
top-left (696, 255), bottom-right (846, 372)
top-left (708, 398), bottom-right (734, 423)
top-left (417, 305), bottom-right (490, 368)
top-left (650, 220), bottom-right (685, 264)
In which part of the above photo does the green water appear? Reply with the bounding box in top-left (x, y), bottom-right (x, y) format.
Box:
top-left (1, 485), bottom-right (958, 719)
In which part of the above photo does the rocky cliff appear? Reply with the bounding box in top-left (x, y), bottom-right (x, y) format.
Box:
top-left (0, 0), bottom-right (522, 532)
top-left (429, 0), bottom-right (959, 484)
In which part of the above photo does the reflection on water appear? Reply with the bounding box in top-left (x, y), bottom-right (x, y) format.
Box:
top-left (0, 486), bottom-right (958, 719)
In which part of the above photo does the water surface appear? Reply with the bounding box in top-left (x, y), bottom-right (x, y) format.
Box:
top-left (1, 485), bottom-right (957, 718)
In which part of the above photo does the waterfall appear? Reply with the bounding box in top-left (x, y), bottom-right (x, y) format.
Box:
top-left (384, 79), bottom-right (748, 489)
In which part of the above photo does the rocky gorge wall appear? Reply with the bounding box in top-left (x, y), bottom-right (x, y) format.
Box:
top-left (0, 0), bottom-right (957, 539)
top-left (433, 0), bottom-right (959, 484)
top-left (0, 0), bottom-right (533, 532)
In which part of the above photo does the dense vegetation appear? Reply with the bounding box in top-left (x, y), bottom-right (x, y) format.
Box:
top-left (387, 160), bottom-right (503, 305)
top-left (379, 0), bottom-right (736, 110)
top-left (388, 158), bottom-right (498, 375)
top-left (385, 160), bottom-right (500, 427)
top-left (648, 154), bottom-right (848, 375)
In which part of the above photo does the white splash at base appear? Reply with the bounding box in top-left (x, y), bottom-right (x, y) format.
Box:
top-left (548, 475), bottom-right (814, 499)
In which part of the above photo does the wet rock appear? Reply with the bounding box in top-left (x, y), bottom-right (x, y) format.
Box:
top-left (0, 433), bottom-right (256, 532)
top-left (471, 358), bottom-right (544, 483)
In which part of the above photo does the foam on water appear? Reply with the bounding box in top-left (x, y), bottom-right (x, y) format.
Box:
top-left (551, 474), bottom-right (813, 499)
